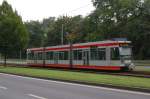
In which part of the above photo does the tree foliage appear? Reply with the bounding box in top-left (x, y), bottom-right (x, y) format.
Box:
top-left (0, 1), bottom-right (28, 53)
top-left (90, 0), bottom-right (150, 59)
top-left (25, 0), bottom-right (150, 59)
top-left (25, 21), bottom-right (45, 47)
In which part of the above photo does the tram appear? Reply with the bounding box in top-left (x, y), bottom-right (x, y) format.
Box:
top-left (27, 40), bottom-right (134, 71)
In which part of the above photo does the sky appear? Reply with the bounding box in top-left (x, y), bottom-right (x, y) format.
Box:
top-left (0, 0), bottom-right (95, 21)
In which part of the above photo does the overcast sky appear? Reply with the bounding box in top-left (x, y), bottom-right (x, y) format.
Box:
top-left (0, 0), bottom-right (95, 21)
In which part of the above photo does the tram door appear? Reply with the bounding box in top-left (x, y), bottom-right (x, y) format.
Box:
top-left (83, 50), bottom-right (89, 65)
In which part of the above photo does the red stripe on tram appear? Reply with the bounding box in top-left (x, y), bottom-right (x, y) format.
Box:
top-left (28, 63), bottom-right (121, 71)
top-left (29, 42), bottom-right (119, 52)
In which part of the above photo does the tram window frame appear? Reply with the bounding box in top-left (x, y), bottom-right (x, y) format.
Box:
top-left (73, 50), bottom-right (78, 60)
top-left (58, 51), bottom-right (64, 60)
top-left (90, 47), bottom-right (106, 60)
top-left (46, 51), bottom-right (54, 60)
top-left (90, 47), bottom-right (97, 60)
top-left (78, 50), bottom-right (82, 60)
top-left (97, 48), bottom-right (106, 60)
top-left (111, 47), bottom-right (120, 60)
top-left (28, 52), bottom-right (34, 60)
top-left (64, 51), bottom-right (69, 60)
top-left (54, 52), bottom-right (59, 60)
top-left (73, 50), bottom-right (82, 60)
top-left (58, 51), bottom-right (69, 60)
top-left (37, 52), bottom-right (43, 60)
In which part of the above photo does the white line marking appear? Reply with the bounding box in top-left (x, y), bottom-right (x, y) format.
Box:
top-left (0, 86), bottom-right (7, 90)
top-left (28, 94), bottom-right (47, 99)
top-left (0, 73), bottom-right (150, 96)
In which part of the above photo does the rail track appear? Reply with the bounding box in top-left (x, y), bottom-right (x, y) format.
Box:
top-left (0, 62), bottom-right (150, 78)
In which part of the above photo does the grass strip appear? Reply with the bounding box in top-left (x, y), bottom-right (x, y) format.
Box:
top-left (0, 66), bottom-right (150, 90)
top-left (135, 66), bottom-right (150, 72)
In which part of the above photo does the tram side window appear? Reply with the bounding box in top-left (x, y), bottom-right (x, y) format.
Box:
top-left (46, 52), bottom-right (54, 60)
top-left (97, 48), bottom-right (106, 60)
top-left (64, 51), bottom-right (68, 60)
top-left (73, 50), bottom-right (82, 60)
top-left (59, 51), bottom-right (64, 60)
top-left (28, 52), bottom-right (34, 60)
top-left (78, 50), bottom-right (82, 60)
top-left (111, 47), bottom-right (120, 60)
top-left (73, 50), bottom-right (78, 60)
top-left (58, 51), bottom-right (69, 60)
top-left (90, 47), bottom-right (97, 60)
top-left (37, 52), bottom-right (43, 60)
top-left (90, 47), bottom-right (106, 60)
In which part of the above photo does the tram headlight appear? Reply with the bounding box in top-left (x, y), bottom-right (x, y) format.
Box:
top-left (129, 63), bottom-right (135, 68)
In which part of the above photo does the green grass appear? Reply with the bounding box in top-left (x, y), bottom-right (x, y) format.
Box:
top-left (0, 66), bottom-right (150, 89)
top-left (135, 66), bottom-right (150, 72)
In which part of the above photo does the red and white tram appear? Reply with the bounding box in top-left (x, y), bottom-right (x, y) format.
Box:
top-left (27, 40), bottom-right (134, 71)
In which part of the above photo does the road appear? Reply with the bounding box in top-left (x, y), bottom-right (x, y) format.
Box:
top-left (0, 73), bottom-right (150, 99)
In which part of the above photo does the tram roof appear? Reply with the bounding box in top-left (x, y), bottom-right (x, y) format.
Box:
top-left (27, 40), bottom-right (131, 51)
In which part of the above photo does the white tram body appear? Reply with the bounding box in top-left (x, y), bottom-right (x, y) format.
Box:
top-left (27, 40), bottom-right (134, 71)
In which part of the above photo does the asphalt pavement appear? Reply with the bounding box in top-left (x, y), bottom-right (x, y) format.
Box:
top-left (0, 73), bottom-right (150, 99)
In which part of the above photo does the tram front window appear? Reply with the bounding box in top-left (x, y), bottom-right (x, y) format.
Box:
top-left (119, 47), bottom-right (132, 65)
top-left (111, 47), bottom-right (120, 60)
top-left (119, 47), bottom-right (131, 59)
top-left (111, 47), bottom-right (132, 60)
top-left (119, 47), bottom-right (131, 56)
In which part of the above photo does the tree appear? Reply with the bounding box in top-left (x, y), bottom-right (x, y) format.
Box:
top-left (25, 21), bottom-right (45, 47)
top-left (0, 1), bottom-right (28, 57)
top-left (46, 15), bottom-right (84, 45)
top-left (90, 0), bottom-right (150, 59)
top-left (24, 0), bottom-right (150, 59)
